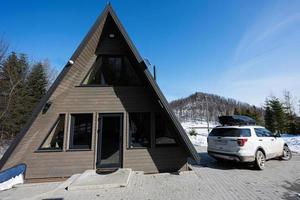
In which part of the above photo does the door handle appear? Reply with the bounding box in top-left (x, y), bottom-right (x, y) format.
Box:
top-left (271, 139), bottom-right (274, 141)
top-left (259, 139), bottom-right (263, 141)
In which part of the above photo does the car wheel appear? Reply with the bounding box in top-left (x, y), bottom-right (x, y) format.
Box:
top-left (213, 157), bottom-right (224, 162)
top-left (255, 150), bottom-right (266, 170)
top-left (281, 145), bottom-right (292, 161)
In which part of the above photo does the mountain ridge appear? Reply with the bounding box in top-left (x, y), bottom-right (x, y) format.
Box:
top-left (170, 92), bottom-right (264, 123)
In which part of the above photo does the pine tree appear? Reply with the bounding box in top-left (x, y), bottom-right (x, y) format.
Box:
top-left (297, 116), bottom-right (300, 134)
top-left (0, 53), bottom-right (51, 139)
top-left (264, 99), bottom-right (275, 132)
top-left (298, 100), bottom-right (300, 133)
top-left (269, 97), bottom-right (286, 133)
top-left (234, 106), bottom-right (263, 125)
top-left (233, 108), bottom-right (240, 115)
top-left (250, 106), bottom-right (263, 125)
top-left (25, 61), bottom-right (48, 115)
top-left (298, 100), bottom-right (300, 115)
top-left (1, 52), bottom-right (29, 137)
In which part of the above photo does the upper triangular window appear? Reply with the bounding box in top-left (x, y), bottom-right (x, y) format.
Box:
top-left (82, 56), bottom-right (143, 86)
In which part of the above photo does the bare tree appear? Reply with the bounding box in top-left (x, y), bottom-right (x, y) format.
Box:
top-left (298, 99), bottom-right (300, 116)
top-left (42, 59), bottom-right (58, 89)
top-left (283, 90), bottom-right (296, 115)
top-left (0, 38), bottom-right (8, 66)
top-left (0, 38), bottom-right (9, 138)
top-left (0, 40), bottom-right (24, 123)
top-left (0, 82), bottom-right (24, 125)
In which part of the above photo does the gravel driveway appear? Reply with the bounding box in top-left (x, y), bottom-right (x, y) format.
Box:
top-left (1, 147), bottom-right (299, 200)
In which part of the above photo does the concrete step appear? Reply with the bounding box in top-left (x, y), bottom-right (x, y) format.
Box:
top-left (66, 168), bottom-right (132, 191)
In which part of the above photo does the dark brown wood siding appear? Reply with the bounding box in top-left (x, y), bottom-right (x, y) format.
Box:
top-left (3, 86), bottom-right (188, 179)
top-left (2, 9), bottom-right (189, 179)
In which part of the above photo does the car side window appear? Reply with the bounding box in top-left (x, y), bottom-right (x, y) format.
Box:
top-left (254, 128), bottom-right (272, 137)
top-left (255, 128), bottom-right (263, 137)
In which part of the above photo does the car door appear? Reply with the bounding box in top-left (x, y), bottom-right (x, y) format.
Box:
top-left (265, 131), bottom-right (280, 158)
top-left (272, 136), bottom-right (285, 157)
top-left (254, 128), bottom-right (274, 159)
top-left (261, 129), bottom-right (284, 158)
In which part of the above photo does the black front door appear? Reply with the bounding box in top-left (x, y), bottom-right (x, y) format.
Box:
top-left (97, 113), bottom-right (123, 169)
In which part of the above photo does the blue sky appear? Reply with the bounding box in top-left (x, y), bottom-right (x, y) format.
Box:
top-left (1, 0), bottom-right (300, 108)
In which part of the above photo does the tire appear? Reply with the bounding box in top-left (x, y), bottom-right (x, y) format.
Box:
top-left (255, 150), bottom-right (266, 170)
top-left (213, 157), bottom-right (224, 162)
top-left (281, 145), bottom-right (292, 161)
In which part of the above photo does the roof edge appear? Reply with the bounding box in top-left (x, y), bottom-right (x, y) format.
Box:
top-left (104, 5), bottom-right (200, 163)
top-left (0, 4), bottom-right (200, 169)
top-left (0, 4), bottom-right (112, 169)
top-left (143, 66), bottom-right (201, 164)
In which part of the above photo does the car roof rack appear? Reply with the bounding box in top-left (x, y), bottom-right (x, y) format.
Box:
top-left (218, 115), bottom-right (256, 126)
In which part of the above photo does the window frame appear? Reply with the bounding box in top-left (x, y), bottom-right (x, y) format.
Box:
top-left (68, 113), bottom-right (94, 151)
top-left (127, 112), bottom-right (152, 149)
top-left (79, 55), bottom-right (142, 87)
top-left (97, 112), bottom-right (124, 168)
top-left (36, 114), bottom-right (66, 152)
top-left (254, 128), bottom-right (273, 137)
top-left (154, 112), bottom-right (178, 148)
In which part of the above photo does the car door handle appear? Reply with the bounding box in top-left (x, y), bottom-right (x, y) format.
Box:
top-left (259, 139), bottom-right (263, 141)
top-left (271, 139), bottom-right (274, 141)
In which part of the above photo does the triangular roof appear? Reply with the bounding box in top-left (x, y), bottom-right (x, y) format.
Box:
top-left (0, 4), bottom-right (200, 168)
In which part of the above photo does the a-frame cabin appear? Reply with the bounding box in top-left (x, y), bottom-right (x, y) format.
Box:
top-left (0, 4), bottom-right (200, 181)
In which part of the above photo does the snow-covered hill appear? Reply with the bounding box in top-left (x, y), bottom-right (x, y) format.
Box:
top-left (170, 92), bottom-right (264, 122)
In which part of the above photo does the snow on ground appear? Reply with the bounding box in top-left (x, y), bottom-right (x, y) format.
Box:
top-left (181, 121), bottom-right (300, 154)
top-left (281, 134), bottom-right (300, 154)
top-left (0, 174), bottom-right (24, 191)
top-left (0, 139), bottom-right (12, 159)
top-left (181, 121), bottom-right (218, 147)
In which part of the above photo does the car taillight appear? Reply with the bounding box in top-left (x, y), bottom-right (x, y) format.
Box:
top-left (237, 139), bottom-right (247, 146)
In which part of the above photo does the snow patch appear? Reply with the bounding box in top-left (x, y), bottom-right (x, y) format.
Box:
top-left (281, 134), bottom-right (300, 154)
top-left (0, 174), bottom-right (24, 191)
top-left (181, 120), bottom-right (218, 147)
top-left (0, 139), bottom-right (12, 159)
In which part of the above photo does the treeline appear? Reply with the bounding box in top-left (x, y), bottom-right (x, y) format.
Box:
top-left (170, 92), bottom-right (264, 123)
top-left (170, 91), bottom-right (300, 134)
top-left (0, 39), bottom-right (55, 139)
top-left (264, 91), bottom-right (300, 134)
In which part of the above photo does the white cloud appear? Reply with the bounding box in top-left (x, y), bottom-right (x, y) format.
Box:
top-left (219, 1), bottom-right (300, 109)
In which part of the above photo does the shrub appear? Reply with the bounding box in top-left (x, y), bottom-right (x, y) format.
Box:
top-left (189, 129), bottom-right (197, 136)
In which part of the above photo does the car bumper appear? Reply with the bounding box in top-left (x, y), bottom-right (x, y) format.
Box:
top-left (208, 150), bottom-right (255, 162)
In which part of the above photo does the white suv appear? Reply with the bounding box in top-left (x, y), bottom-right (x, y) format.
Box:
top-left (207, 125), bottom-right (292, 169)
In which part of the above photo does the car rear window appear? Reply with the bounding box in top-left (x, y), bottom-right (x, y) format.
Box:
top-left (209, 128), bottom-right (251, 137)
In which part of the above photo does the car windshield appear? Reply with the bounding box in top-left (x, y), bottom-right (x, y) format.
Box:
top-left (209, 128), bottom-right (251, 137)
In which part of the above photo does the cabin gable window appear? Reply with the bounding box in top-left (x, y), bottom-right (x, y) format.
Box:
top-left (82, 56), bottom-right (142, 86)
top-left (38, 114), bottom-right (65, 151)
top-left (128, 112), bottom-right (151, 148)
top-left (155, 113), bottom-right (177, 147)
top-left (69, 113), bottom-right (93, 150)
